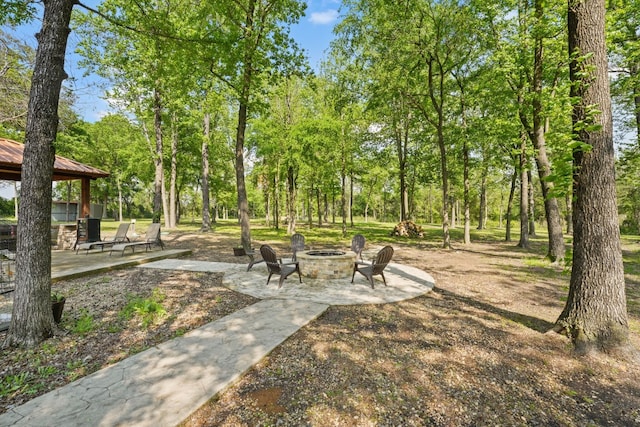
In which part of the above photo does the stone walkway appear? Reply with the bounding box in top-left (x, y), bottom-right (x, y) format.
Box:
top-left (0, 259), bottom-right (435, 427)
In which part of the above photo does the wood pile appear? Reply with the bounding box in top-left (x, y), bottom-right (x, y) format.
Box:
top-left (391, 220), bottom-right (424, 238)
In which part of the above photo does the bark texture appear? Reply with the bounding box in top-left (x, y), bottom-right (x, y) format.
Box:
top-left (201, 113), bottom-right (211, 232)
top-left (556, 0), bottom-right (629, 353)
top-left (152, 87), bottom-right (164, 224)
top-left (5, 0), bottom-right (75, 347)
top-left (517, 132), bottom-right (529, 249)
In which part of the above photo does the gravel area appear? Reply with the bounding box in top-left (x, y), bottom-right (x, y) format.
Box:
top-left (1, 231), bottom-right (639, 426)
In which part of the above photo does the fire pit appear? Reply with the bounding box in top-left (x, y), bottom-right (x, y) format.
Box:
top-left (297, 250), bottom-right (357, 279)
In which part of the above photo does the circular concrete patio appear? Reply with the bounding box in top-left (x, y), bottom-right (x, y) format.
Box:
top-left (139, 259), bottom-right (435, 305)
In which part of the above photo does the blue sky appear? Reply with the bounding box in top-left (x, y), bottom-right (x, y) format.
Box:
top-left (291, 1), bottom-right (342, 70)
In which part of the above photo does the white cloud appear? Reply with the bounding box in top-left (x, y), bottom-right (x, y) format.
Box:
top-left (309, 9), bottom-right (338, 25)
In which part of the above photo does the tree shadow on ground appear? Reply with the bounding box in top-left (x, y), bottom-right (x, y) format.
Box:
top-left (433, 287), bottom-right (557, 333)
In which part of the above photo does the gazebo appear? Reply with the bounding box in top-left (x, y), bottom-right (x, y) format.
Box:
top-left (0, 137), bottom-right (110, 218)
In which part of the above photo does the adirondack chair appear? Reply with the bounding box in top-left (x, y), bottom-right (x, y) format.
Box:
top-left (260, 244), bottom-right (301, 289)
top-left (350, 234), bottom-right (366, 261)
top-left (290, 233), bottom-right (305, 262)
top-left (351, 245), bottom-right (394, 289)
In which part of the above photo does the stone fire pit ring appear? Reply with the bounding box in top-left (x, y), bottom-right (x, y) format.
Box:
top-left (296, 250), bottom-right (356, 280)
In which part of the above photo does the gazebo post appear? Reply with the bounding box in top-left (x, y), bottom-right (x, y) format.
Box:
top-left (80, 177), bottom-right (91, 218)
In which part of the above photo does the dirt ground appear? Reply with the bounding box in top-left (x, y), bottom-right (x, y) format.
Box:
top-left (1, 231), bottom-right (639, 426)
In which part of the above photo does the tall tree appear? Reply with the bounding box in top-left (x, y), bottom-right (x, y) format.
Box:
top-left (555, 0), bottom-right (629, 353)
top-left (204, 0), bottom-right (306, 249)
top-left (526, 0), bottom-right (566, 262)
top-left (201, 111), bottom-right (212, 232)
top-left (4, 0), bottom-right (75, 347)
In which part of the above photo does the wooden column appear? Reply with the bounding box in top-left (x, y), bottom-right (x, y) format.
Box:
top-left (80, 177), bottom-right (91, 218)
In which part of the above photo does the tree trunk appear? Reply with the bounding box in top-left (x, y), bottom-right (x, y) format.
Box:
top-left (393, 111), bottom-right (410, 222)
top-left (5, 0), bottom-right (75, 348)
top-left (506, 166), bottom-right (517, 242)
top-left (307, 186), bottom-right (313, 229)
top-left (427, 58), bottom-right (450, 248)
top-left (201, 112), bottom-right (211, 232)
top-left (499, 187), bottom-right (503, 229)
top-left (236, 97), bottom-right (251, 248)
top-left (349, 173), bottom-right (354, 227)
top-left (459, 79), bottom-right (471, 244)
top-left (332, 192), bottom-right (335, 224)
top-left (450, 196), bottom-right (456, 229)
top-left (235, 0), bottom-right (257, 250)
top-left (518, 132), bottom-right (530, 249)
top-left (477, 170), bottom-right (487, 230)
top-left (428, 185), bottom-right (433, 224)
top-left (152, 88), bottom-right (164, 224)
top-left (286, 166), bottom-right (296, 234)
top-left (117, 176), bottom-right (123, 222)
top-left (341, 125), bottom-right (347, 238)
top-left (565, 190), bottom-right (573, 234)
top-left (464, 139), bottom-right (470, 244)
top-left (556, 0), bottom-right (629, 353)
top-left (528, 169), bottom-right (536, 237)
top-left (169, 111), bottom-right (178, 229)
top-left (324, 193), bottom-right (328, 224)
top-left (341, 172), bottom-right (347, 238)
top-left (274, 172), bottom-right (279, 230)
top-left (317, 188), bottom-right (322, 227)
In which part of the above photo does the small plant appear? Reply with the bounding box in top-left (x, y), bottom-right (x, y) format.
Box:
top-left (51, 293), bottom-right (65, 303)
top-left (65, 360), bottom-right (86, 381)
top-left (0, 372), bottom-right (30, 397)
top-left (37, 365), bottom-right (59, 379)
top-left (40, 342), bottom-right (58, 355)
top-left (72, 309), bottom-right (96, 335)
top-left (120, 288), bottom-right (167, 328)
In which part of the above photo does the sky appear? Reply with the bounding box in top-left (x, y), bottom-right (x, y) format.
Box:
top-left (0, 0), bottom-right (342, 200)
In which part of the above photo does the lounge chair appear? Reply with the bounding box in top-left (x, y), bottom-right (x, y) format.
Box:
top-left (109, 223), bottom-right (164, 256)
top-left (260, 244), bottom-right (301, 288)
top-left (75, 223), bottom-right (130, 254)
top-left (351, 245), bottom-right (394, 289)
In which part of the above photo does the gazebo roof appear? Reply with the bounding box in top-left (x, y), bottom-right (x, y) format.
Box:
top-left (0, 137), bottom-right (109, 181)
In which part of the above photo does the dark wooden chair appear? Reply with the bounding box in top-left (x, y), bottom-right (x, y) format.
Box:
top-left (350, 234), bottom-right (366, 260)
top-left (260, 244), bottom-right (302, 288)
top-left (291, 233), bottom-right (305, 262)
top-left (351, 245), bottom-right (394, 289)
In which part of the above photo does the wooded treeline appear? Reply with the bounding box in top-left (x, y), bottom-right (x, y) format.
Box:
top-left (1, 1), bottom-right (638, 249)
top-left (0, 0), bottom-right (634, 351)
